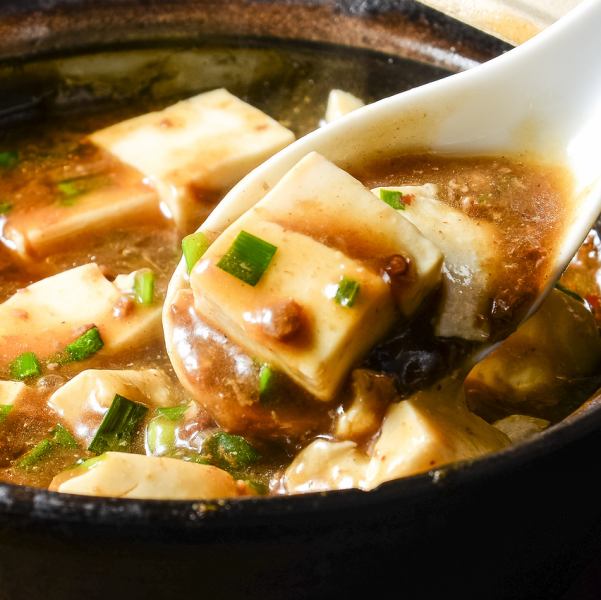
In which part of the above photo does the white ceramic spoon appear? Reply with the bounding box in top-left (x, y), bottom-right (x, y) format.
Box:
top-left (165, 0), bottom-right (601, 362)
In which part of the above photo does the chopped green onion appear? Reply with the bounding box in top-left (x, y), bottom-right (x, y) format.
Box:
top-left (9, 352), bottom-right (42, 380)
top-left (17, 438), bottom-right (54, 468)
top-left (182, 232), bottom-right (210, 274)
top-left (258, 363), bottom-right (273, 400)
top-left (88, 394), bottom-right (148, 454)
top-left (146, 415), bottom-right (177, 456)
top-left (244, 479), bottom-right (269, 495)
top-left (134, 269), bottom-right (155, 306)
top-left (0, 201), bottom-right (12, 215)
top-left (217, 230), bottom-right (277, 286)
top-left (56, 175), bottom-right (108, 206)
top-left (156, 404), bottom-right (189, 421)
top-left (334, 277), bottom-right (360, 308)
top-left (51, 423), bottom-right (78, 449)
top-left (178, 451), bottom-right (212, 465)
top-left (76, 454), bottom-right (107, 471)
top-left (555, 282), bottom-right (584, 303)
top-left (379, 189), bottom-right (405, 210)
top-left (0, 151), bottom-right (18, 169)
top-left (0, 404), bottom-right (12, 423)
top-left (203, 431), bottom-right (260, 471)
top-left (65, 326), bottom-right (104, 362)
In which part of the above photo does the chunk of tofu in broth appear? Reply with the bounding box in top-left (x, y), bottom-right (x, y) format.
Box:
top-left (0, 380), bottom-right (27, 406)
top-left (190, 153), bottom-right (443, 400)
top-left (465, 288), bottom-right (601, 420)
top-left (48, 369), bottom-right (179, 445)
top-left (324, 89), bottom-right (365, 123)
top-left (0, 263), bottom-right (160, 365)
top-left (3, 164), bottom-right (161, 259)
top-left (49, 452), bottom-right (237, 500)
top-left (89, 89), bottom-right (295, 233)
top-left (285, 378), bottom-right (509, 493)
top-left (372, 184), bottom-right (501, 340)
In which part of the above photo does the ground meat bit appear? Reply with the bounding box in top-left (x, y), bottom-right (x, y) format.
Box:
top-left (256, 300), bottom-right (304, 341)
top-left (113, 295), bottom-right (135, 318)
top-left (383, 254), bottom-right (410, 279)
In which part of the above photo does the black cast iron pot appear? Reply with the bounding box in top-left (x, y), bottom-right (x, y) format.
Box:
top-left (0, 2), bottom-right (600, 599)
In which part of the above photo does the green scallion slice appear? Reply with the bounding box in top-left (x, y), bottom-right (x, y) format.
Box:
top-left (182, 232), bottom-right (210, 274)
top-left (65, 326), bottom-right (104, 362)
top-left (245, 479), bottom-right (269, 495)
top-left (555, 282), bottom-right (585, 303)
top-left (17, 438), bottom-right (54, 468)
top-left (217, 230), bottom-right (277, 286)
top-left (0, 151), bottom-right (18, 169)
top-left (258, 363), bottom-right (273, 400)
top-left (0, 404), bottom-right (12, 424)
top-left (156, 404), bottom-right (189, 421)
top-left (146, 415), bottom-right (177, 456)
top-left (9, 352), bottom-right (42, 380)
top-left (0, 201), bottom-right (12, 215)
top-left (134, 269), bottom-right (155, 306)
top-left (379, 189), bottom-right (405, 210)
top-left (51, 423), bottom-right (78, 449)
top-left (203, 431), bottom-right (260, 471)
top-left (334, 277), bottom-right (360, 308)
top-left (88, 394), bottom-right (148, 454)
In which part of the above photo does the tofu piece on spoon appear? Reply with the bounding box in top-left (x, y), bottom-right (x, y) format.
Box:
top-left (372, 184), bottom-right (501, 341)
top-left (90, 88), bottom-right (295, 233)
top-left (190, 152), bottom-right (443, 401)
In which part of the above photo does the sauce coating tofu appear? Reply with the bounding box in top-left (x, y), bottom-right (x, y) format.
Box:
top-left (4, 165), bottom-right (160, 259)
top-left (50, 452), bottom-right (237, 500)
top-left (191, 153), bottom-right (442, 401)
top-left (0, 263), bottom-right (160, 364)
top-left (48, 369), bottom-right (179, 445)
top-left (90, 88), bottom-right (295, 232)
top-left (372, 184), bottom-right (501, 340)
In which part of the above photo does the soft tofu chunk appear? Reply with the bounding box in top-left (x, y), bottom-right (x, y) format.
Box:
top-left (0, 263), bottom-right (161, 364)
top-left (324, 89), bottom-right (365, 123)
top-left (49, 452), bottom-right (237, 500)
top-left (285, 379), bottom-right (509, 493)
top-left (191, 153), bottom-right (442, 401)
top-left (193, 220), bottom-right (397, 401)
top-left (48, 369), bottom-right (179, 445)
top-left (90, 88), bottom-right (295, 232)
top-left (0, 380), bottom-right (27, 406)
top-left (372, 184), bottom-right (501, 340)
top-left (465, 289), bottom-right (601, 420)
top-left (259, 154), bottom-right (443, 317)
top-left (364, 382), bottom-right (509, 488)
top-left (285, 440), bottom-right (369, 493)
top-left (3, 166), bottom-right (160, 259)
top-left (493, 415), bottom-right (550, 443)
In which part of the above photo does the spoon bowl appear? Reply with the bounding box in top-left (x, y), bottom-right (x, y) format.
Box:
top-left (167, 0), bottom-right (601, 360)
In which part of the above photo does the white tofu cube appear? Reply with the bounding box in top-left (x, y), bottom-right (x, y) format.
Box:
top-left (0, 263), bottom-right (161, 364)
top-left (285, 439), bottom-right (369, 493)
top-left (372, 184), bottom-right (501, 340)
top-left (90, 89), bottom-right (295, 232)
top-left (191, 153), bottom-right (442, 401)
top-left (285, 379), bottom-right (509, 493)
top-left (364, 381), bottom-right (509, 488)
top-left (324, 89), bottom-right (365, 123)
top-left (4, 166), bottom-right (160, 259)
top-left (48, 369), bottom-right (180, 445)
top-left (49, 452), bottom-right (237, 500)
top-left (0, 380), bottom-right (27, 406)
